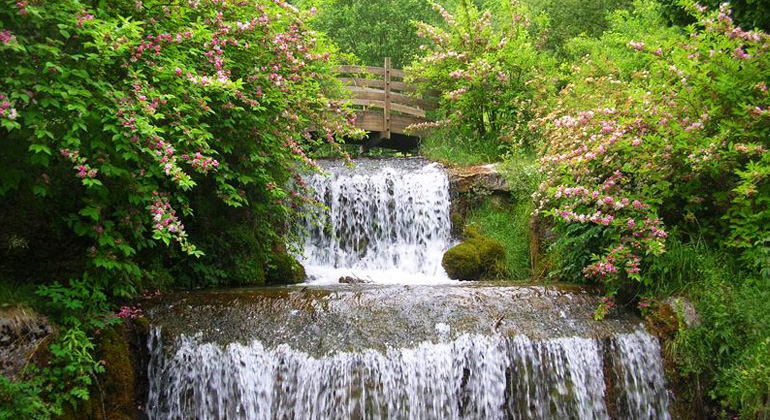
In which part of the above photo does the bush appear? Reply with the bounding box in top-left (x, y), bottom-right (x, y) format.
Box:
top-left (534, 0), bottom-right (770, 309)
top-left (409, 0), bottom-right (546, 148)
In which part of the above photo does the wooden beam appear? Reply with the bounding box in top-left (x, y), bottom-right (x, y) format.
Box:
top-left (345, 86), bottom-right (437, 111)
top-left (349, 99), bottom-right (426, 118)
top-left (354, 110), bottom-right (426, 136)
top-left (384, 57), bottom-right (391, 139)
top-left (336, 65), bottom-right (406, 79)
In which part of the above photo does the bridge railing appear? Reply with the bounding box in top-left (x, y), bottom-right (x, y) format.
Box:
top-left (337, 58), bottom-right (437, 139)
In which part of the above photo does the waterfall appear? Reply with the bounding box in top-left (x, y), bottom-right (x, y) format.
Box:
top-left (145, 158), bottom-right (673, 420)
top-left (147, 327), bottom-right (670, 420)
top-left (299, 159), bottom-right (453, 284)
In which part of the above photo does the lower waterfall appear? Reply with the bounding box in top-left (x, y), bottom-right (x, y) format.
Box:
top-left (144, 159), bottom-right (672, 420)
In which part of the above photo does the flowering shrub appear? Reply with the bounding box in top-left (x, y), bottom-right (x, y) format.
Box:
top-left (409, 0), bottom-right (543, 144)
top-left (534, 0), bottom-right (770, 317)
top-left (0, 0), bottom-right (358, 296)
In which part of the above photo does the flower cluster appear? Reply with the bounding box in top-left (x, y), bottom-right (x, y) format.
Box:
top-left (116, 306), bottom-right (143, 320)
top-left (60, 149), bottom-right (98, 179)
top-left (0, 31), bottom-right (16, 44)
top-left (0, 95), bottom-right (17, 120)
top-left (534, 1), bottom-right (770, 317)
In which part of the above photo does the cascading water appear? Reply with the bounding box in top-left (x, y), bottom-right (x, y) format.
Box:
top-left (299, 159), bottom-right (453, 283)
top-left (144, 158), bottom-right (673, 420)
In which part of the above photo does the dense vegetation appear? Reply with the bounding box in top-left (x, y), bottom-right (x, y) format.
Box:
top-left (2, 0), bottom-right (769, 418)
top-left (1, 0), bottom-right (356, 417)
top-left (403, 0), bottom-right (770, 417)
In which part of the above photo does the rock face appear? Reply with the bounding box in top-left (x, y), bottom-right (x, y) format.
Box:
top-left (442, 230), bottom-right (505, 280)
top-left (447, 164), bottom-right (510, 194)
top-left (0, 308), bottom-right (52, 380)
top-left (447, 164), bottom-right (511, 236)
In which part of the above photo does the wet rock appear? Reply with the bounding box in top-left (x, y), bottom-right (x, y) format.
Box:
top-left (338, 276), bottom-right (371, 284)
top-left (661, 296), bottom-right (700, 328)
top-left (442, 229), bottom-right (505, 280)
top-left (447, 164), bottom-right (509, 194)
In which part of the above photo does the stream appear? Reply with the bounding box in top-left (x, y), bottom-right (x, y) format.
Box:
top-left (144, 158), bottom-right (672, 420)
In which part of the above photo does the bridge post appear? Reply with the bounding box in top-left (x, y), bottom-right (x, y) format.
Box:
top-left (383, 57), bottom-right (391, 139)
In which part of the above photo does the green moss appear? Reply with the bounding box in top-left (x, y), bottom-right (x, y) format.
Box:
top-left (442, 230), bottom-right (505, 280)
top-left (94, 323), bottom-right (136, 420)
top-left (442, 242), bottom-right (483, 280)
top-left (266, 252), bottom-right (306, 285)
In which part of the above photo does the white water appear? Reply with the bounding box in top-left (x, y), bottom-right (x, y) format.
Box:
top-left (299, 159), bottom-right (453, 285)
top-left (147, 327), bottom-right (671, 420)
top-left (145, 158), bottom-right (673, 420)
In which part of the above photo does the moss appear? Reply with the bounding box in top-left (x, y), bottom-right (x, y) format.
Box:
top-left (55, 322), bottom-right (138, 420)
top-left (442, 242), bottom-right (483, 280)
top-left (266, 251), bottom-right (306, 285)
top-left (93, 323), bottom-right (137, 420)
top-left (442, 229), bottom-right (505, 280)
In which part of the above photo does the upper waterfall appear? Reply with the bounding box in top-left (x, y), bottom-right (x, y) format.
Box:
top-left (299, 158), bottom-right (453, 284)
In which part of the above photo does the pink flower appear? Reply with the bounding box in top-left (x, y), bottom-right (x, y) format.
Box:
top-left (733, 47), bottom-right (750, 60)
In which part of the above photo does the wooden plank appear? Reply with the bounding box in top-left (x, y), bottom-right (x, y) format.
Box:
top-left (354, 111), bottom-right (426, 135)
top-left (336, 65), bottom-right (406, 79)
top-left (355, 110), bottom-right (386, 132)
top-left (391, 114), bottom-right (426, 134)
top-left (337, 65), bottom-right (386, 76)
top-left (350, 99), bottom-right (426, 118)
top-left (391, 103), bottom-right (426, 118)
top-left (384, 57), bottom-right (391, 139)
top-left (346, 86), bottom-right (385, 102)
top-left (339, 77), bottom-right (386, 89)
top-left (339, 77), bottom-right (421, 93)
top-left (346, 86), bottom-right (437, 111)
top-left (392, 93), bottom-right (437, 110)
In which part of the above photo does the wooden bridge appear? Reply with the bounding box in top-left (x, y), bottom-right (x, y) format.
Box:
top-left (337, 58), bottom-right (436, 146)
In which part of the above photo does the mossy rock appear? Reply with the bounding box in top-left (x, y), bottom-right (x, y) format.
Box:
top-left (57, 322), bottom-right (138, 420)
top-left (442, 231), bottom-right (505, 280)
top-left (266, 251), bottom-right (306, 285)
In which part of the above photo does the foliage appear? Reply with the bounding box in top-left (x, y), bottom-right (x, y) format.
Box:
top-left (0, 0), bottom-right (357, 296)
top-left (663, 241), bottom-right (770, 418)
top-left (658, 0), bottom-right (770, 32)
top-left (534, 0), bottom-right (770, 314)
top-left (1, 0), bottom-right (357, 417)
top-left (418, 125), bottom-right (503, 165)
top-left (525, 0), bottom-right (633, 56)
top-left (296, 0), bottom-right (440, 68)
top-left (409, 0), bottom-right (547, 146)
top-left (0, 375), bottom-right (52, 420)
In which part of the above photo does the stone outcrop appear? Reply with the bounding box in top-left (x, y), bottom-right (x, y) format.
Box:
top-left (0, 308), bottom-right (52, 380)
top-left (447, 164), bottom-right (510, 194)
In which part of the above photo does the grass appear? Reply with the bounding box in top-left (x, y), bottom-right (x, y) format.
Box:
top-left (468, 199), bottom-right (534, 280)
top-left (0, 277), bottom-right (43, 310)
top-left (419, 128), bottom-right (504, 166)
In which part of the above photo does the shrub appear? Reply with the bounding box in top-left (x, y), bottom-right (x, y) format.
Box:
top-left (0, 0), bottom-right (358, 296)
top-left (534, 0), bottom-right (770, 314)
top-left (409, 0), bottom-right (545, 147)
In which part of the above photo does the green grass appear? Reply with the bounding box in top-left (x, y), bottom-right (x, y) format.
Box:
top-left (468, 199), bottom-right (534, 280)
top-left (0, 277), bottom-right (42, 309)
top-left (419, 128), bottom-right (504, 166)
